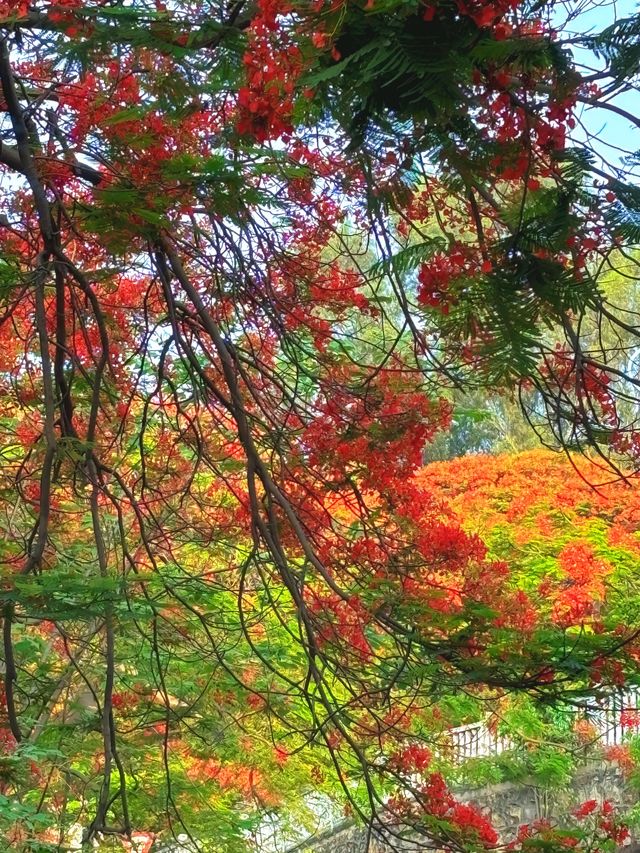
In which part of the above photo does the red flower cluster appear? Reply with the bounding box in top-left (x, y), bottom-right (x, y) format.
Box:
top-left (420, 773), bottom-right (499, 845)
top-left (455, 0), bottom-right (519, 29)
top-left (237, 0), bottom-right (304, 141)
top-left (604, 744), bottom-right (634, 775)
top-left (420, 0), bottom-right (520, 30)
top-left (48, 0), bottom-right (87, 36)
top-left (111, 691), bottom-right (138, 711)
top-left (388, 743), bottom-right (432, 774)
top-left (186, 757), bottom-right (277, 804)
top-left (550, 541), bottom-right (611, 628)
top-left (510, 801), bottom-right (629, 851)
top-left (573, 799), bottom-right (598, 818)
top-left (542, 348), bottom-right (618, 436)
top-left (302, 368), bottom-right (450, 488)
top-left (620, 708), bottom-right (640, 728)
top-left (417, 246), bottom-right (489, 312)
top-left (574, 800), bottom-right (630, 846)
top-left (0, 0), bottom-right (28, 21)
top-left (308, 592), bottom-right (372, 660)
top-left (388, 772), bottom-right (499, 846)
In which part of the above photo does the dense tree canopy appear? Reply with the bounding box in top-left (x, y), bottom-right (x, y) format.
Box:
top-left (1, 0), bottom-right (640, 848)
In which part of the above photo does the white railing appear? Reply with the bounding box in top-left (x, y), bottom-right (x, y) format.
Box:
top-left (446, 688), bottom-right (640, 764)
top-left (585, 687), bottom-right (640, 747)
top-left (447, 720), bottom-right (512, 763)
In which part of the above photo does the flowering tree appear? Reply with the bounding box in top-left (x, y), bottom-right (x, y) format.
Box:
top-left (421, 450), bottom-right (640, 779)
top-left (1, 0), bottom-right (640, 848)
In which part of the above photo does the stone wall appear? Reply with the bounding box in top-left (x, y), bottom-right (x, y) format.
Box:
top-left (462, 763), bottom-right (629, 837)
top-left (290, 763), bottom-right (633, 852)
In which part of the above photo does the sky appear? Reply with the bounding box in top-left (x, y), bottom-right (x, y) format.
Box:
top-left (559, 0), bottom-right (640, 176)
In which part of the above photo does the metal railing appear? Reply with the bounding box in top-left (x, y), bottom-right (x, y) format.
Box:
top-left (447, 720), bottom-right (512, 763)
top-left (445, 688), bottom-right (640, 764)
